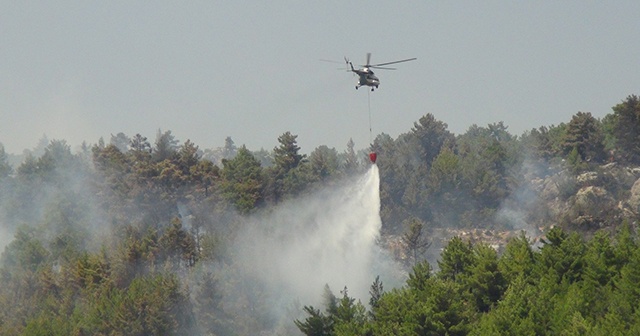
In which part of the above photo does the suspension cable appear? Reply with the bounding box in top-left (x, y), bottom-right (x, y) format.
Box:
top-left (368, 89), bottom-right (372, 144)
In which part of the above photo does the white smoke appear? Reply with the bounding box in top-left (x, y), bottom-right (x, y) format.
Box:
top-left (495, 155), bottom-right (547, 243)
top-left (227, 165), bottom-right (384, 314)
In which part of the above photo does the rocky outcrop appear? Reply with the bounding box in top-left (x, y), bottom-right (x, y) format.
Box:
top-left (574, 186), bottom-right (615, 210)
top-left (521, 163), bottom-right (640, 232)
top-left (627, 178), bottom-right (640, 214)
top-left (394, 163), bottom-right (640, 264)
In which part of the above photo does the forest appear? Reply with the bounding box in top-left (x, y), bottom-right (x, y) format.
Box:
top-left (0, 95), bottom-right (640, 335)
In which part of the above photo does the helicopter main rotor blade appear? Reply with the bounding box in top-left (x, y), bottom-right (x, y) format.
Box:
top-left (369, 66), bottom-right (397, 70)
top-left (370, 57), bottom-right (417, 67)
top-left (320, 59), bottom-right (351, 71)
top-left (319, 59), bottom-right (344, 64)
top-left (366, 52), bottom-right (371, 66)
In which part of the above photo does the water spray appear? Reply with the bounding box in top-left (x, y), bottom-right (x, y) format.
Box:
top-left (226, 165), bottom-right (386, 322)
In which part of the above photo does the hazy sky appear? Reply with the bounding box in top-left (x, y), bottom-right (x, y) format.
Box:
top-left (2, 1), bottom-right (639, 155)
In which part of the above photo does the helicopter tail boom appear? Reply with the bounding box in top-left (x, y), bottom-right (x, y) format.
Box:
top-left (345, 57), bottom-right (356, 72)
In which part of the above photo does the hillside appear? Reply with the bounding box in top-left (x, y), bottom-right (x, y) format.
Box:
top-left (0, 95), bottom-right (639, 334)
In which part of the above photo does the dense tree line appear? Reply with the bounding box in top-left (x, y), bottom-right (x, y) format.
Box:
top-left (374, 95), bottom-right (640, 235)
top-left (0, 128), bottom-right (366, 335)
top-left (0, 95), bottom-right (638, 334)
top-left (296, 224), bottom-right (640, 335)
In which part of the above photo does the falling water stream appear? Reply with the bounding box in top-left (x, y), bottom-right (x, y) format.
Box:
top-left (229, 165), bottom-right (383, 316)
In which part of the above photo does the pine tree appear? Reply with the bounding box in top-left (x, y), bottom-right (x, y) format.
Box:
top-left (309, 145), bottom-right (339, 182)
top-left (407, 260), bottom-right (432, 292)
top-left (341, 138), bottom-right (360, 175)
top-left (369, 275), bottom-right (384, 315)
top-left (563, 111), bottom-right (606, 164)
top-left (153, 129), bottom-right (179, 162)
top-left (466, 243), bottom-right (507, 312)
top-left (612, 95), bottom-right (640, 163)
top-left (401, 217), bottom-right (431, 267)
top-left (273, 131), bottom-right (305, 173)
top-left (269, 132), bottom-right (308, 201)
top-left (498, 233), bottom-right (535, 283)
top-left (0, 144), bottom-right (12, 179)
top-left (410, 113), bottom-right (454, 167)
top-left (221, 146), bottom-right (264, 213)
top-left (438, 236), bottom-right (475, 282)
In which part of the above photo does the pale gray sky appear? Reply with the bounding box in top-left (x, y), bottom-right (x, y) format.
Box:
top-left (2, 1), bottom-right (639, 155)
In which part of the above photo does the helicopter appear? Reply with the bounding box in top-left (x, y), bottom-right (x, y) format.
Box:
top-left (345, 53), bottom-right (416, 91)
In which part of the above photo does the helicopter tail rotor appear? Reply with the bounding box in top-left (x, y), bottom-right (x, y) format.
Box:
top-left (344, 57), bottom-right (355, 75)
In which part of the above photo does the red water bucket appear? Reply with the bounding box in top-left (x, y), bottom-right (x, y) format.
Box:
top-left (369, 152), bottom-right (377, 164)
